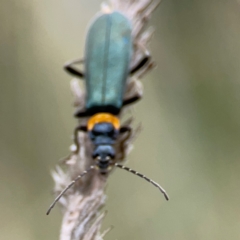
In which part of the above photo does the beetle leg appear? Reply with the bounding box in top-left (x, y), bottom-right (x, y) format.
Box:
top-left (130, 54), bottom-right (150, 75)
top-left (118, 126), bottom-right (132, 160)
top-left (120, 126), bottom-right (131, 134)
top-left (64, 58), bottom-right (85, 78)
top-left (130, 45), bottom-right (151, 75)
top-left (74, 108), bottom-right (90, 118)
top-left (73, 125), bottom-right (88, 154)
top-left (60, 125), bottom-right (87, 163)
top-left (123, 94), bottom-right (141, 106)
top-left (123, 79), bottom-right (143, 107)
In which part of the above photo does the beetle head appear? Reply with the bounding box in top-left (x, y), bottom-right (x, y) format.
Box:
top-left (92, 145), bottom-right (116, 173)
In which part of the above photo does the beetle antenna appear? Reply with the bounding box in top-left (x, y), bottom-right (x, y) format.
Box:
top-left (46, 165), bottom-right (95, 215)
top-left (115, 163), bottom-right (169, 201)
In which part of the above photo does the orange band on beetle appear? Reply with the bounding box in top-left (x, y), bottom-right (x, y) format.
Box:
top-left (87, 113), bottom-right (120, 131)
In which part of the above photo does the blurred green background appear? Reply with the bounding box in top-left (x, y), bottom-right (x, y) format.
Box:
top-left (1, 0), bottom-right (240, 239)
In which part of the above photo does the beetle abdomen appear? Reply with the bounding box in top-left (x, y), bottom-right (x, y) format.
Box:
top-left (85, 11), bottom-right (132, 115)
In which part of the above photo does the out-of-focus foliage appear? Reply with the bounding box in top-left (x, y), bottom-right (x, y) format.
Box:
top-left (1, 0), bottom-right (240, 239)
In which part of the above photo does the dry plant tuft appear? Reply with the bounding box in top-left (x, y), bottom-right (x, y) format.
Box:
top-left (48, 1), bottom-right (161, 239)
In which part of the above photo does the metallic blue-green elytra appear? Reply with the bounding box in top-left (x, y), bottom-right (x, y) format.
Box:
top-left (85, 11), bottom-right (132, 115)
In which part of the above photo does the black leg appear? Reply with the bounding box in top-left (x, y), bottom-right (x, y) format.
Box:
top-left (120, 126), bottom-right (131, 134)
top-left (123, 95), bottom-right (141, 107)
top-left (130, 45), bottom-right (151, 75)
top-left (74, 108), bottom-right (90, 118)
top-left (64, 58), bottom-right (85, 78)
top-left (130, 55), bottom-right (150, 75)
top-left (60, 125), bottom-right (87, 163)
top-left (73, 125), bottom-right (88, 154)
top-left (119, 126), bottom-right (132, 159)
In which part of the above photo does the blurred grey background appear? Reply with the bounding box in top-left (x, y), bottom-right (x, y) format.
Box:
top-left (1, 0), bottom-right (240, 239)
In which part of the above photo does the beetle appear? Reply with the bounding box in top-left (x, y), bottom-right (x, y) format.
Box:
top-left (46, 11), bottom-right (168, 215)
top-left (65, 11), bottom-right (151, 171)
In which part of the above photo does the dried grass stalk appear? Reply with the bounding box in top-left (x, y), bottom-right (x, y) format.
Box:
top-left (49, 1), bottom-right (161, 239)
